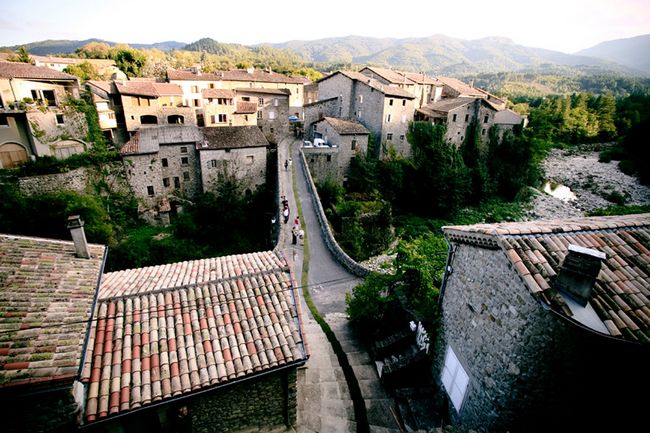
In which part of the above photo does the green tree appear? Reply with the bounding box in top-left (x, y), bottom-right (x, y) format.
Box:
top-left (14, 46), bottom-right (32, 63)
top-left (63, 61), bottom-right (100, 81)
top-left (113, 47), bottom-right (147, 78)
top-left (595, 93), bottom-right (617, 140)
top-left (461, 119), bottom-right (491, 203)
top-left (75, 42), bottom-right (112, 59)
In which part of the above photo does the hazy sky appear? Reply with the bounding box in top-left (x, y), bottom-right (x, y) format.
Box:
top-left (1, 0), bottom-right (648, 53)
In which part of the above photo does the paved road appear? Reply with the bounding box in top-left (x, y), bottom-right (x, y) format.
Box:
top-left (277, 136), bottom-right (402, 433)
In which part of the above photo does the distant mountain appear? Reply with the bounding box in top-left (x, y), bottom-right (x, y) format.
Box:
top-left (576, 34), bottom-right (650, 75)
top-left (271, 35), bottom-right (637, 76)
top-left (2, 39), bottom-right (186, 55)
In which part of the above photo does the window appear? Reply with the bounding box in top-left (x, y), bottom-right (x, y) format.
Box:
top-left (399, 134), bottom-right (405, 141)
top-left (269, 111), bottom-right (276, 120)
top-left (241, 96), bottom-right (250, 102)
top-left (246, 155), bottom-right (254, 165)
top-left (181, 157), bottom-right (189, 166)
top-left (183, 171), bottom-right (190, 181)
top-left (357, 110), bottom-right (362, 119)
top-left (209, 83), bottom-right (215, 89)
top-left (358, 95), bottom-right (363, 103)
top-left (389, 99), bottom-right (394, 106)
top-left (140, 115), bottom-right (158, 125)
top-left (55, 114), bottom-right (65, 125)
top-left (326, 155), bottom-right (332, 162)
top-left (244, 115), bottom-right (249, 122)
top-left (168, 115), bottom-right (184, 124)
top-left (191, 85), bottom-right (199, 93)
top-left (386, 114), bottom-right (391, 123)
top-left (401, 114), bottom-right (407, 123)
top-left (270, 127), bottom-right (274, 133)
top-left (174, 177), bottom-right (180, 188)
top-left (42, 90), bottom-right (56, 106)
top-left (31, 90), bottom-right (39, 101)
top-left (351, 139), bottom-right (357, 150)
top-left (180, 146), bottom-right (188, 153)
top-left (147, 186), bottom-right (154, 196)
top-left (452, 114), bottom-right (457, 122)
top-left (210, 159), bottom-right (217, 168)
top-left (482, 128), bottom-right (486, 135)
top-left (387, 133), bottom-right (393, 140)
top-left (465, 114), bottom-right (469, 122)
top-left (210, 115), bottom-right (216, 124)
top-left (162, 158), bottom-right (168, 167)
top-left (484, 115), bottom-right (489, 123)
top-left (163, 178), bottom-right (170, 187)
top-left (258, 97), bottom-right (264, 106)
top-left (218, 114), bottom-right (227, 123)
top-left (0, 115), bottom-right (8, 127)
top-left (402, 100), bottom-right (406, 106)
top-left (257, 111), bottom-right (263, 119)
top-left (273, 98), bottom-right (278, 107)
top-left (193, 99), bottom-right (200, 107)
top-left (441, 346), bottom-right (469, 412)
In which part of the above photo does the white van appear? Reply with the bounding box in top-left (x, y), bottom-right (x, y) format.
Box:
top-left (313, 138), bottom-right (326, 147)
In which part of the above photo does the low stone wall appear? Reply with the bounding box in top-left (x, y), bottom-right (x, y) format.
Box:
top-left (298, 148), bottom-right (370, 277)
top-left (18, 167), bottom-right (91, 195)
top-left (17, 163), bottom-right (130, 197)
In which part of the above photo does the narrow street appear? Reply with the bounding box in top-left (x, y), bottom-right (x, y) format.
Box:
top-left (276, 136), bottom-right (402, 433)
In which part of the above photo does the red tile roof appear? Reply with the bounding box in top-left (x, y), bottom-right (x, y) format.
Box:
top-left (115, 81), bottom-right (183, 97)
top-left (0, 61), bottom-right (78, 81)
top-left (318, 117), bottom-right (369, 135)
top-left (437, 76), bottom-right (485, 98)
top-left (444, 214), bottom-right (650, 343)
top-left (0, 234), bottom-right (106, 387)
top-left (326, 71), bottom-right (415, 99)
top-left (360, 66), bottom-right (417, 86)
top-left (235, 87), bottom-right (291, 96)
top-left (235, 101), bottom-right (258, 114)
top-left (82, 251), bottom-right (306, 422)
top-left (201, 88), bottom-right (234, 99)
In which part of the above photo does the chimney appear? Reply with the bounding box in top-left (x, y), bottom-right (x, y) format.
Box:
top-left (555, 244), bottom-right (606, 306)
top-left (67, 215), bottom-right (90, 259)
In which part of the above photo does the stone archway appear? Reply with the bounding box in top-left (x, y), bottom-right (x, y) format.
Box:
top-left (52, 139), bottom-right (87, 159)
top-left (0, 142), bottom-right (28, 168)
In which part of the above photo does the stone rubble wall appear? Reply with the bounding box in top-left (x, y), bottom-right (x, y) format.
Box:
top-left (298, 148), bottom-right (370, 277)
top-left (17, 163), bottom-right (131, 197)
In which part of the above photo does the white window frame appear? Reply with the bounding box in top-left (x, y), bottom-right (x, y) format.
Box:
top-left (441, 346), bottom-right (470, 412)
top-left (269, 111), bottom-right (276, 120)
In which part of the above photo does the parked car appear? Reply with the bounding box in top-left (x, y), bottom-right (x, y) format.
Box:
top-left (313, 138), bottom-right (326, 147)
top-left (303, 140), bottom-right (313, 148)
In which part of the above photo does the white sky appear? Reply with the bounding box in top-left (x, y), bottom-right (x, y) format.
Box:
top-left (1, 0), bottom-right (648, 53)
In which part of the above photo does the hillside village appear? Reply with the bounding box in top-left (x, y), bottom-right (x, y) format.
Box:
top-left (0, 56), bottom-right (648, 433)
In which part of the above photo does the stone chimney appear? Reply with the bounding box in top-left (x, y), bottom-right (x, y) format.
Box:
top-left (67, 215), bottom-right (90, 259)
top-left (556, 245), bottom-right (606, 306)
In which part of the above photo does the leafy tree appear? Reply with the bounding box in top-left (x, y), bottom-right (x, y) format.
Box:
top-left (12, 46), bottom-right (32, 63)
top-left (461, 119), bottom-right (491, 203)
top-left (75, 42), bottom-right (112, 59)
top-left (63, 61), bottom-right (101, 81)
top-left (595, 93), bottom-right (617, 140)
top-left (113, 47), bottom-right (147, 78)
top-left (407, 122), bottom-right (470, 216)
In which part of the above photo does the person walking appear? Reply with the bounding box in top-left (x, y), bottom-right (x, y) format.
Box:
top-left (283, 205), bottom-right (290, 224)
top-left (284, 159), bottom-right (288, 171)
top-left (291, 226), bottom-right (298, 245)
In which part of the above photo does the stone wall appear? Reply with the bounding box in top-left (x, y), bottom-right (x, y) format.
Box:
top-left (17, 163), bottom-right (130, 197)
top-left (26, 109), bottom-right (89, 158)
top-left (379, 96), bottom-right (414, 158)
top-left (303, 98), bottom-right (340, 141)
top-left (298, 148), bottom-right (370, 277)
top-left (3, 384), bottom-right (79, 433)
top-left (435, 242), bottom-right (648, 432)
top-left (198, 146), bottom-right (267, 194)
top-left (189, 368), bottom-right (297, 433)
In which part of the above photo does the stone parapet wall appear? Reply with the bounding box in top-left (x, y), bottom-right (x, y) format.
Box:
top-left (17, 163), bottom-right (131, 197)
top-left (298, 148), bottom-right (370, 277)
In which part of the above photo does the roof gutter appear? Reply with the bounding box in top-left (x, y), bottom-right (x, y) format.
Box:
top-left (78, 358), bottom-right (307, 429)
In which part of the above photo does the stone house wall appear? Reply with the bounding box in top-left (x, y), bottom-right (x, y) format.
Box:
top-left (445, 101), bottom-right (497, 148)
top-left (303, 98), bottom-right (340, 141)
top-left (121, 97), bottom-right (195, 132)
top-left (123, 152), bottom-right (163, 207)
top-left (380, 96), bottom-right (414, 158)
top-left (258, 95), bottom-right (290, 144)
top-left (303, 147), bottom-right (340, 184)
top-left (26, 109), bottom-right (89, 158)
top-left (17, 164), bottom-right (131, 197)
top-left (159, 143), bottom-right (201, 199)
top-left (198, 146), bottom-right (267, 193)
top-left (189, 368), bottom-right (297, 433)
top-left (3, 385), bottom-right (79, 433)
top-left (436, 242), bottom-right (648, 432)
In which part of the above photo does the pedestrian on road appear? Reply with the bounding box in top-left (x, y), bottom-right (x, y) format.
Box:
top-left (291, 226), bottom-right (298, 245)
top-left (293, 216), bottom-right (300, 227)
top-left (281, 196), bottom-right (288, 209)
top-left (283, 205), bottom-right (290, 224)
top-left (284, 159), bottom-right (288, 171)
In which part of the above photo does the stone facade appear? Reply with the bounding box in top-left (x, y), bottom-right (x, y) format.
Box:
top-left (198, 145), bottom-right (268, 193)
top-left (235, 89), bottom-right (290, 144)
top-left (121, 95), bottom-right (196, 133)
top-left (16, 164), bottom-right (130, 197)
top-left (303, 97), bottom-right (340, 141)
top-left (3, 385), bottom-right (80, 433)
top-left (190, 368), bottom-right (298, 433)
top-left (436, 243), bottom-right (647, 432)
top-left (26, 108), bottom-right (89, 158)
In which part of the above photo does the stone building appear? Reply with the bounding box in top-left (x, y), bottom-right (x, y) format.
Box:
top-left (115, 81), bottom-right (195, 135)
top-left (235, 88), bottom-right (290, 143)
top-left (86, 80), bottom-right (128, 145)
top-left (120, 125), bottom-right (203, 215)
top-left (81, 251), bottom-right (308, 433)
top-left (436, 214), bottom-right (650, 432)
top-left (312, 71), bottom-right (416, 158)
top-left (198, 125), bottom-right (269, 193)
top-left (359, 67), bottom-right (443, 108)
top-left (0, 223), bottom-right (107, 433)
top-left (202, 89), bottom-right (254, 128)
top-left (304, 116), bottom-right (369, 184)
top-left (0, 61), bottom-right (90, 167)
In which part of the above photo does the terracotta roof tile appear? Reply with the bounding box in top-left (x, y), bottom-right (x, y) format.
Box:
top-left (444, 214), bottom-right (650, 344)
top-left (0, 234), bottom-right (105, 388)
top-left (84, 250), bottom-right (306, 423)
top-left (0, 61), bottom-right (78, 81)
